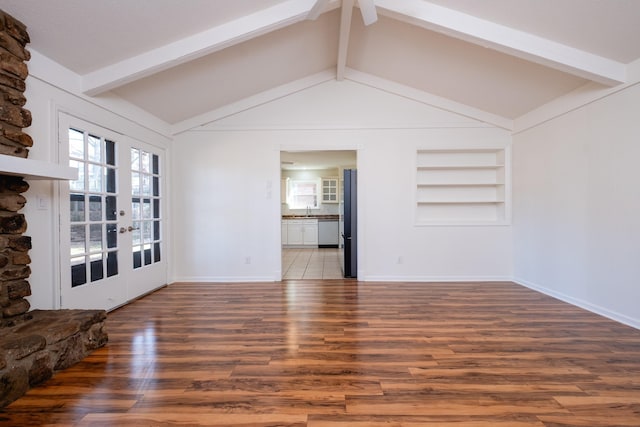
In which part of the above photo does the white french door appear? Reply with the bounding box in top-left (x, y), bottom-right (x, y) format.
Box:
top-left (59, 113), bottom-right (166, 310)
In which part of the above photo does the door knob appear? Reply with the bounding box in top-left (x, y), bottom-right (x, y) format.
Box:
top-left (119, 227), bottom-right (127, 234)
top-left (127, 226), bottom-right (139, 232)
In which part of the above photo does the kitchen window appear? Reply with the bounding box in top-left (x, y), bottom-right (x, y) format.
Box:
top-left (287, 179), bottom-right (319, 209)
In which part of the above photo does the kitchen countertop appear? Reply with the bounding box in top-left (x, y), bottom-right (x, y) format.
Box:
top-left (282, 215), bottom-right (339, 220)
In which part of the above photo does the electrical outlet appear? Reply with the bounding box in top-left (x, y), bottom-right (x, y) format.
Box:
top-left (245, 256), bottom-right (251, 265)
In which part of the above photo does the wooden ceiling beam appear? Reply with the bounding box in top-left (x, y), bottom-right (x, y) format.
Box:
top-left (307, 0), bottom-right (332, 20)
top-left (357, 0), bottom-right (378, 26)
top-left (336, 0), bottom-right (355, 81)
top-left (376, 0), bottom-right (626, 86)
top-left (82, 0), bottom-right (326, 96)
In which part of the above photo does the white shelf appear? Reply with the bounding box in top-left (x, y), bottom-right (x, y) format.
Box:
top-left (415, 148), bottom-right (509, 225)
top-left (0, 155), bottom-right (77, 180)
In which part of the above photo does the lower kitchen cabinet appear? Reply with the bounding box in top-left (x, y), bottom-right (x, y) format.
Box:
top-left (287, 220), bottom-right (304, 245)
top-left (302, 220), bottom-right (318, 245)
top-left (282, 219), bottom-right (318, 247)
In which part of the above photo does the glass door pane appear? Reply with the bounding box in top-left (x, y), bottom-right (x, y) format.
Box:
top-left (130, 148), bottom-right (162, 269)
top-left (59, 113), bottom-right (166, 310)
top-left (68, 128), bottom-right (119, 287)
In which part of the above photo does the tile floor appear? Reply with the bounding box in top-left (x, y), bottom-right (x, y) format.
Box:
top-left (282, 248), bottom-right (344, 280)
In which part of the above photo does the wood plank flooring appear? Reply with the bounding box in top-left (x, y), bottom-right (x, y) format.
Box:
top-left (2, 280), bottom-right (640, 426)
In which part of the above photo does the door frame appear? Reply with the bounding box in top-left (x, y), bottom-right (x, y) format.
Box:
top-left (57, 111), bottom-right (168, 310)
top-left (277, 147), bottom-right (361, 281)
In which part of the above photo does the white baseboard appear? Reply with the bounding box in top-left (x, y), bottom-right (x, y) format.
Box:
top-left (169, 274), bottom-right (639, 330)
top-left (362, 275), bottom-right (513, 282)
top-left (171, 276), bottom-right (277, 283)
top-left (514, 277), bottom-right (640, 330)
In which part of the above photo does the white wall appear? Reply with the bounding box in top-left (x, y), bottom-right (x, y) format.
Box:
top-left (20, 75), bottom-right (171, 310)
top-left (513, 83), bottom-right (640, 328)
top-left (172, 80), bottom-right (513, 282)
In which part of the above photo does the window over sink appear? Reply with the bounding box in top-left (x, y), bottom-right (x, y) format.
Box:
top-left (287, 179), bottom-right (319, 209)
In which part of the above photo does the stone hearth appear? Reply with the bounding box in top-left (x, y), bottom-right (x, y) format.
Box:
top-left (0, 309), bottom-right (107, 407)
top-left (0, 10), bottom-right (108, 408)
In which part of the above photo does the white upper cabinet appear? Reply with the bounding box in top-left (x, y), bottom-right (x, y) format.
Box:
top-left (321, 177), bottom-right (338, 203)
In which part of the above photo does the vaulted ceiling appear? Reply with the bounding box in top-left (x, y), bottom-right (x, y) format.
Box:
top-left (2, 0), bottom-right (640, 131)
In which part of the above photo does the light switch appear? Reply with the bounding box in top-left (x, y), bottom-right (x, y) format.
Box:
top-left (37, 196), bottom-right (48, 210)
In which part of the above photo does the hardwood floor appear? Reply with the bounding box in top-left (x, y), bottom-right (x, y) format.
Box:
top-left (2, 281), bottom-right (640, 426)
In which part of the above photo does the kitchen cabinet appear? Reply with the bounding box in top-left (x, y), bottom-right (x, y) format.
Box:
top-left (321, 177), bottom-right (338, 203)
top-left (287, 220), bottom-right (304, 245)
top-left (302, 220), bottom-right (318, 245)
top-left (282, 219), bottom-right (318, 247)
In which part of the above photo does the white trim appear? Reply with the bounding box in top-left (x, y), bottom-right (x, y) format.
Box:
top-left (514, 278), bottom-right (640, 330)
top-left (172, 69), bottom-right (336, 134)
top-left (28, 49), bottom-right (82, 94)
top-left (357, 0), bottom-right (378, 26)
top-left (28, 50), bottom-right (173, 139)
top-left (81, 0), bottom-right (318, 96)
top-left (174, 68), bottom-right (511, 133)
top-left (187, 122), bottom-right (493, 132)
top-left (345, 68), bottom-right (513, 130)
top-left (514, 58), bottom-right (640, 133)
top-left (307, 0), bottom-right (330, 20)
top-left (376, 0), bottom-right (626, 86)
top-left (0, 155), bottom-right (77, 180)
top-left (51, 101), bottom-right (63, 309)
top-left (363, 275), bottom-right (513, 282)
top-left (171, 276), bottom-right (278, 283)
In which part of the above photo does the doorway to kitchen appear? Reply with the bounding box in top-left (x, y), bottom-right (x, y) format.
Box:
top-left (280, 150), bottom-right (357, 280)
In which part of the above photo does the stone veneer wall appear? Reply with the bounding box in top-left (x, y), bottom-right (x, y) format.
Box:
top-left (0, 8), bottom-right (33, 322)
top-left (0, 10), bottom-right (108, 408)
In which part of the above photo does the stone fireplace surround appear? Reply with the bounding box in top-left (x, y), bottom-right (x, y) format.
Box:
top-left (0, 10), bottom-right (108, 407)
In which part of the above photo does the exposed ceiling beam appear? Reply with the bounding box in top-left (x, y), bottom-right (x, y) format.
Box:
top-left (358, 0), bottom-right (378, 26)
top-left (375, 0), bottom-right (626, 86)
top-left (82, 0), bottom-right (324, 96)
top-left (337, 0), bottom-right (355, 81)
top-left (307, 0), bottom-right (331, 20)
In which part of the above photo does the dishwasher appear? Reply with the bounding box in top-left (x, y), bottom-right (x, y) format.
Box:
top-left (318, 219), bottom-right (339, 248)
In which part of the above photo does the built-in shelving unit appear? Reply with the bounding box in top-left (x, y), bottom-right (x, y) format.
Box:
top-left (415, 148), bottom-right (510, 225)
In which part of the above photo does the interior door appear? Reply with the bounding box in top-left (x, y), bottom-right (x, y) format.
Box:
top-left (59, 113), bottom-right (166, 310)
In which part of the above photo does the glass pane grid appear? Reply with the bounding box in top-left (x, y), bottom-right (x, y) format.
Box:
top-left (69, 128), bottom-right (119, 287)
top-left (131, 148), bottom-right (161, 270)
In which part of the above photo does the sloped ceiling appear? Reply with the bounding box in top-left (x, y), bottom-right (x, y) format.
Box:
top-left (2, 0), bottom-right (640, 130)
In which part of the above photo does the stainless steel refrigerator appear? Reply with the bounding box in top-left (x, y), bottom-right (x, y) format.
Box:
top-left (342, 169), bottom-right (357, 278)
